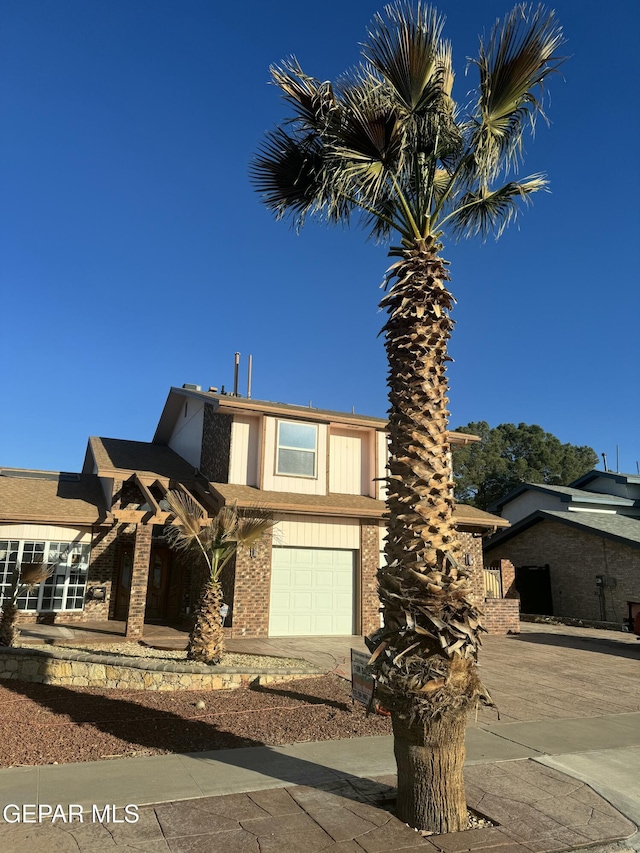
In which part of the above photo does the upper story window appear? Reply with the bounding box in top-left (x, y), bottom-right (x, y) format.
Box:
top-left (276, 420), bottom-right (317, 477)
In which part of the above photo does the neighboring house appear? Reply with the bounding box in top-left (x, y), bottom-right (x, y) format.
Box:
top-left (1, 386), bottom-right (513, 639)
top-left (484, 471), bottom-right (640, 630)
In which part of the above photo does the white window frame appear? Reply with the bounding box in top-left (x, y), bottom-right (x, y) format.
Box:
top-left (276, 420), bottom-right (318, 478)
top-left (0, 539), bottom-right (91, 612)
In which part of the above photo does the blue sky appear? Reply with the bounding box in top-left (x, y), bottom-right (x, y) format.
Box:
top-left (2, 0), bottom-right (639, 475)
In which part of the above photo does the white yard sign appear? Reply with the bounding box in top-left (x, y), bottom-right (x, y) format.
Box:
top-left (351, 649), bottom-right (375, 707)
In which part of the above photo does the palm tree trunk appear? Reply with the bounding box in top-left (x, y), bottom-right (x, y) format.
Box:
top-left (0, 569), bottom-right (21, 648)
top-left (0, 604), bottom-right (18, 647)
top-left (370, 236), bottom-right (490, 834)
top-left (393, 708), bottom-right (467, 833)
top-left (187, 581), bottom-right (225, 664)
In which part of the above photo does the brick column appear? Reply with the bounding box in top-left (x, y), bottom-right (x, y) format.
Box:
top-left (125, 523), bottom-right (152, 639)
top-left (360, 521), bottom-right (381, 637)
top-left (458, 531), bottom-right (484, 607)
top-left (231, 530), bottom-right (272, 638)
top-left (500, 559), bottom-right (518, 599)
top-left (85, 523), bottom-right (120, 621)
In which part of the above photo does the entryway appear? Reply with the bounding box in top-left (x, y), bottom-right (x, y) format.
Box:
top-left (145, 545), bottom-right (183, 622)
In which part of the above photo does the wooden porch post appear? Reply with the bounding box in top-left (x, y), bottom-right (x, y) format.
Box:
top-left (125, 523), bottom-right (153, 639)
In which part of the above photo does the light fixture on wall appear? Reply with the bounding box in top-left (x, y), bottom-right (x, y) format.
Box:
top-left (249, 548), bottom-right (256, 559)
top-left (464, 553), bottom-right (473, 566)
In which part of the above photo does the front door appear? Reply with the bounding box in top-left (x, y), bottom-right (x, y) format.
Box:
top-left (145, 546), bottom-right (172, 621)
top-left (114, 547), bottom-right (133, 621)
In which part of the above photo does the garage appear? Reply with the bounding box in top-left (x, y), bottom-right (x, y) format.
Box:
top-left (269, 547), bottom-right (355, 636)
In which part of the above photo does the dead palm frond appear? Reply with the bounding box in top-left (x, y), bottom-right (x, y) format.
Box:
top-left (164, 491), bottom-right (276, 583)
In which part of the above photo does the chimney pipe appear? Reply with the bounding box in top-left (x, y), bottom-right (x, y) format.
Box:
top-left (233, 352), bottom-right (240, 396)
top-left (601, 452), bottom-right (608, 472)
top-left (247, 354), bottom-right (253, 399)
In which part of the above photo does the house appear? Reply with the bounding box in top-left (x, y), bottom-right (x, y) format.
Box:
top-left (0, 385), bottom-right (514, 639)
top-left (484, 471), bottom-right (640, 629)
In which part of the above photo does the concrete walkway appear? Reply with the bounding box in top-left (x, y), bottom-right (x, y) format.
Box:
top-left (6, 622), bottom-right (638, 851)
top-left (0, 711), bottom-right (639, 851)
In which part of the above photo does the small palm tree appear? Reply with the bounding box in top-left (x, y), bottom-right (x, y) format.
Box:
top-left (165, 491), bottom-right (276, 664)
top-left (252, 2), bottom-right (563, 833)
top-left (0, 562), bottom-right (53, 647)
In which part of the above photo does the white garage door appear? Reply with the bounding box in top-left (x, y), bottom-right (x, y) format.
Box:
top-left (269, 547), bottom-right (355, 636)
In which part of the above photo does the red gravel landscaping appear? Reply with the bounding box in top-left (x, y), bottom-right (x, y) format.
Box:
top-left (0, 675), bottom-right (391, 767)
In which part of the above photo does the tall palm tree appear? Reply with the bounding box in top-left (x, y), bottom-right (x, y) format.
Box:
top-left (0, 562), bottom-right (53, 647)
top-left (252, 2), bottom-right (563, 833)
top-left (165, 491), bottom-right (276, 664)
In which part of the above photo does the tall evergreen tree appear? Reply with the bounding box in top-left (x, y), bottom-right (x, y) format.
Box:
top-left (453, 422), bottom-right (598, 509)
top-left (252, 3), bottom-right (563, 833)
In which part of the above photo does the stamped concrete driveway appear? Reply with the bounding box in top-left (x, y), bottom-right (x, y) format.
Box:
top-left (228, 622), bottom-right (640, 725)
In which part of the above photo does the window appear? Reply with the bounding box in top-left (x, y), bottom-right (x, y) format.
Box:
top-left (0, 540), bottom-right (91, 612)
top-left (276, 421), bottom-right (317, 477)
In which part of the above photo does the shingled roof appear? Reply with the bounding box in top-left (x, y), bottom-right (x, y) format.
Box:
top-left (209, 483), bottom-right (507, 529)
top-left (486, 509), bottom-right (640, 550)
top-left (0, 470), bottom-right (108, 525)
top-left (86, 437), bottom-right (200, 482)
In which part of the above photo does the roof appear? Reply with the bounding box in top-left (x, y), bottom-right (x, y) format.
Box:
top-left (570, 470), bottom-right (640, 489)
top-left (488, 482), bottom-right (636, 512)
top-left (0, 470), bottom-right (108, 525)
top-left (210, 483), bottom-right (507, 528)
top-left (485, 509), bottom-right (640, 551)
top-left (453, 503), bottom-right (510, 529)
top-left (153, 386), bottom-right (481, 446)
top-left (86, 437), bottom-right (200, 482)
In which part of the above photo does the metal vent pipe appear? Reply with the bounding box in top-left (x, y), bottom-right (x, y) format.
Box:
top-left (233, 352), bottom-right (240, 396)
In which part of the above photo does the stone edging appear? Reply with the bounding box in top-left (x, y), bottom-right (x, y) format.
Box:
top-left (0, 646), bottom-right (319, 691)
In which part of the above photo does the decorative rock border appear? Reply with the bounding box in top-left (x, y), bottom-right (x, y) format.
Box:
top-left (0, 646), bottom-right (320, 691)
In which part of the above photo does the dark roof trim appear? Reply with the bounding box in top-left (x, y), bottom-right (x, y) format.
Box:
top-left (570, 470), bottom-right (640, 488)
top-left (488, 481), bottom-right (635, 512)
top-left (485, 509), bottom-right (640, 552)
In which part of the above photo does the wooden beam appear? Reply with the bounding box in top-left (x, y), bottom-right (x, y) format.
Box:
top-left (175, 482), bottom-right (208, 516)
top-left (133, 474), bottom-right (161, 515)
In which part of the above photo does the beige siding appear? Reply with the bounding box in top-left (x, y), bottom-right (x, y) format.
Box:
top-left (229, 415), bottom-right (260, 486)
top-left (275, 515), bottom-right (360, 549)
top-left (262, 417), bottom-right (327, 495)
top-left (329, 430), bottom-right (363, 495)
top-left (167, 399), bottom-right (204, 470)
top-left (376, 430), bottom-right (389, 500)
top-left (0, 524), bottom-right (92, 543)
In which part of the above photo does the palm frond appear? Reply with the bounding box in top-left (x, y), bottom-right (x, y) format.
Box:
top-left (270, 58), bottom-right (337, 132)
top-left (331, 77), bottom-right (403, 205)
top-left (19, 562), bottom-right (53, 586)
top-left (165, 490), bottom-right (204, 544)
top-left (444, 175), bottom-right (547, 240)
top-left (470, 3), bottom-right (564, 178)
top-left (363, 2), bottom-right (446, 114)
top-left (235, 506), bottom-right (277, 549)
top-left (250, 128), bottom-right (330, 228)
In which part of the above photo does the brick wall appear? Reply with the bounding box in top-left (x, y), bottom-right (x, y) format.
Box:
top-left (482, 598), bottom-right (520, 634)
top-left (458, 531), bottom-right (485, 608)
top-left (458, 537), bottom-right (520, 634)
top-left (360, 521), bottom-right (380, 637)
top-left (125, 523), bottom-right (153, 639)
top-left (83, 523), bottom-right (120, 620)
top-left (230, 530), bottom-right (272, 638)
top-left (200, 405), bottom-right (232, 483)
top-left (485, 520), bottom-right (640, 624)
top-left (14, 522), bottom-right (122, 626)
